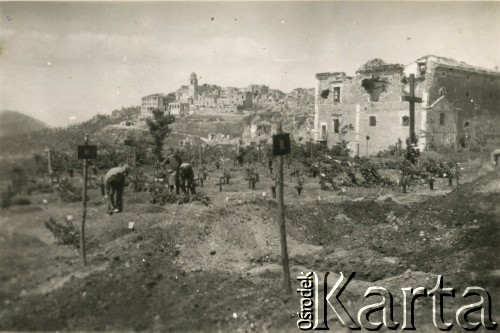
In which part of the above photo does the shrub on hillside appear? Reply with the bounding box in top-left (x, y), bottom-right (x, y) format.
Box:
top-left (44, 217), bottom-right (79, 247)
top-left (55, 179), bottom-right (83, 202)
top-left (150, 188), bottom-right (210, 206)
top-left (10, 197), bottom-right (31, 206)
top-left (358, 159), bottom-right (395, 188)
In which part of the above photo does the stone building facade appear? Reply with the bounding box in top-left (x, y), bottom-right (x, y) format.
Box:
top-left (140, 93), bottom-right (171, 118)
top-left (313, 56), bottom-right (500, 156)
top-left (168, 102), bottom-right (190, 116)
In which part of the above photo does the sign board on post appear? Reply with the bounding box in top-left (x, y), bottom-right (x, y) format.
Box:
top-left (124, 139), bottom-right (134, 146)
top-left (272, 133), bottom-right (291, 156)
top-left (77, 145), bottom-right (97, 160)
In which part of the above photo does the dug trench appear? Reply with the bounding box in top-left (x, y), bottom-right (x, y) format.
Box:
top-left (0, 170), bottom-right (499, 331)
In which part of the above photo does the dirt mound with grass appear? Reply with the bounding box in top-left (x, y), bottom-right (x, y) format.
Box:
top-left (169, 198), bottom-right (322, 273)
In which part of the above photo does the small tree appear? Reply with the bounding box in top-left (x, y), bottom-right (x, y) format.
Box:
top-left (146, 109), bottom-right (175, 163)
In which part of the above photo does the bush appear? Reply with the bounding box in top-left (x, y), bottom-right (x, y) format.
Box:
top-left (1, 195), bottom-right (12, 209)
top-left (10, 197), bottom-right (31, 206)
top-left (44, 217), bottom-right (79, 247)
top-left (55, 179), bottom-right (83, 202)
top-left (150, 186), bottom-right (210, 206)
top-left (358, 158), bottom-right (395, 188)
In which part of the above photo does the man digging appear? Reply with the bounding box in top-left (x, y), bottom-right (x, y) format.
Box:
top-left (104, 164), bottom-right (130, 215)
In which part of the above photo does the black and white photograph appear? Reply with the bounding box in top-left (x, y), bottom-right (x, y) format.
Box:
top-left (0, 1), bottom-right (499, 331)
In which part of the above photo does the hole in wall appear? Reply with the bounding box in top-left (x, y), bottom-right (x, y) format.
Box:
top-left (361, 77), bottom-right (388, 102)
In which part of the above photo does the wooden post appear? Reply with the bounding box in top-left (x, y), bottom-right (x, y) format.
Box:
top-left (258, 143), bottom-right (262, 164)
top-left (47, 149), bottom-right (52, 176)
top-left (133, 146), bottom-right (138, 192)
top-left (199, 142), bottom-right (203, 166)
top-left (276, 122), bottom-right (292, 294)
top-left (80, 134), bottom-right (89, 266)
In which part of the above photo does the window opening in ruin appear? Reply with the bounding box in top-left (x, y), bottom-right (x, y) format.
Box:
top-left (465, 90), bottom-right (470, 98)
top-left (333, 118), bottom-right (340, 133)
top-left (402, 116), bottom-right (409, 126)
top-left (369, 116), bottom-right (377, 127)
top-left (321, 89), bottom-right (330, 99)
top-left (361, 77), bottom-right (387, 102)
top-left (321, 125), bottom-right (327, 140)
top-left (464, 121), bottom-right (470, 129)
top-left (333, 87), bottom-right (340, 103)
top-left (439, 113), bottom-right (445, 126)
top-left (439, 87), bottom-right (447, 97)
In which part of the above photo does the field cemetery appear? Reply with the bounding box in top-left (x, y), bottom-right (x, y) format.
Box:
top-left (2, 2), bottom-right (500, 331)
top-left (1, 126), bottom-right (499, 331)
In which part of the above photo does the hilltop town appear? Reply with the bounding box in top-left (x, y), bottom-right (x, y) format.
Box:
top-left (107, 54), bottom-right (500, 157)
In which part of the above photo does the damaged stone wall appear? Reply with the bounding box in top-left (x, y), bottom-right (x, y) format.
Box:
top-left (426, 66), bottom-right (500, 138)
top-left (315, 61), bottom-right (418, 156)
top-left (404, 55), bottom-right (500, 148)
top-left (424, 98), bottom-right (458, 148)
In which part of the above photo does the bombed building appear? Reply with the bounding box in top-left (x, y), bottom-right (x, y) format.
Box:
top-left (313, 55), bottom-right (500, 156)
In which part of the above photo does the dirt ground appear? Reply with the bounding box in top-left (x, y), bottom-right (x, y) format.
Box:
top-left (0, 160), bottom-right (499, 332)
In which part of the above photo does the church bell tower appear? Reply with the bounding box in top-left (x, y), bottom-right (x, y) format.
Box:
top-left (189, 72), bottom-right (198, 101)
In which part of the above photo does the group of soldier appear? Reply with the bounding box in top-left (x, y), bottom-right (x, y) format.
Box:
top-left (101, 145), bottom-right (334, 215)
top-left (103, 147), bottom-right (196, 215)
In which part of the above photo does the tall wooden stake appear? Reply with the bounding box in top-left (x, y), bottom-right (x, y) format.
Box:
top-left (199, 142), bottom-right (203, 166)
top-left (133, 146), bottom-right (138, 192)
top-left (47, 149), bottom-right (52, 175)
top-left (277, 122), bottom-right (292, 294)
top-left (80, 134), bottom-right (88, 266)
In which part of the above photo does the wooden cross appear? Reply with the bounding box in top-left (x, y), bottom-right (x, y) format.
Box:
top-left (402, 74), bottom-right (422, 144)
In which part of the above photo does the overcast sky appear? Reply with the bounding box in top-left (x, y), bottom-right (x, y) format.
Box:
top-left (1, 1), bottom-right (499, 126)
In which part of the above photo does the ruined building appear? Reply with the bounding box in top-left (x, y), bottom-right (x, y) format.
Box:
top-left (313, 55), bottom-right (500, 156)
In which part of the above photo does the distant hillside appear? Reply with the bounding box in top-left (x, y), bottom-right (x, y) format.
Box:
top-left (0, 111), bottom-right (49, 138)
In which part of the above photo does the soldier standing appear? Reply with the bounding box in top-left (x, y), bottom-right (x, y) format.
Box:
top-left (163, 148), bottom-right (182, 194)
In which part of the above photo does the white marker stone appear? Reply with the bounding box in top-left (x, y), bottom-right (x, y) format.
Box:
top-left (128, 222), bottom-right (135, 230)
